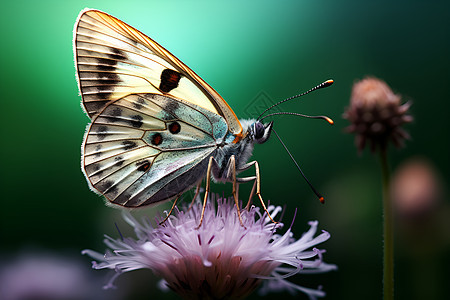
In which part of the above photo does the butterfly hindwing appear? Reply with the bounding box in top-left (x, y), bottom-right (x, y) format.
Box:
top-left (82, 93), bottom-right (227, 207)
top-left (74, 9), bottom-right (242, 136)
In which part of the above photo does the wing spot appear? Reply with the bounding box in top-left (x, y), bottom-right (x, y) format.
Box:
top-left (169, 122), bottom-right (181, 134)
top-left (97, 180), bottom-right (113, 193)
top-left (107, 48), bottom-right (127, 60)
top-left (114, 156), bottom-right (124, 167)
top-left (164, 100), bottom-right (179, 113)
top-left (159, 69), bottom-right (181, 93)
top-left (95, 145), bottom-right (102, 157)
top-left (122, 140), bottom-right (137, 150)
top-left (137, 160), bottom-right (151, 172)
top-left (151, 133), bottom-right (163, 146)
top-left (129, 115), bottom-right (143, 128)
top-left (133, 97), bottom-right (146, 110)
top-left (111, 107), bottom-right (122, 117)
top-left (95, 57), bottom-right (117, 67)
top-left (94, 64), bottom-right (116, 72)
top-left (91, 164), bottom-right (103, 177)
top-left (96, 126), bottom-right (108, 140)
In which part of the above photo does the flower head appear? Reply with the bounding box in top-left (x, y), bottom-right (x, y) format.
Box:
top-left (392, 158), bottom-right (441, 219)
top-left (83, 196), bottom-right (336, 299)
top-left (344, 77), bottom-right (413, 152)
top-left (0, 251), bottom-right (113, 300)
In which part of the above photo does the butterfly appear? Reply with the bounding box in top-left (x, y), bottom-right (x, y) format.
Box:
top-left (74, 9), bottom-right (333, 227)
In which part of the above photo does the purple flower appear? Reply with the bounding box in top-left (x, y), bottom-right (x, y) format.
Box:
top-left (83, 196), bottom-right (336, 299)
top-left (0, 251), bottom-right (117, 300)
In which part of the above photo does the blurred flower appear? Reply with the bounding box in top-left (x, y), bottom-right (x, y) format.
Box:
top-left (0, 251), bottom-right (116, 300)
top-left (392, 157), bottom-right (441, 219)
top-left (83, 196), bottom-right (336, 300)
top-left (344, 77), bottom-right (413, 152)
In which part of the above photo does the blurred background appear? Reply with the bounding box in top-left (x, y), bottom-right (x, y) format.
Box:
top-left (1, 0), bottom-right (449, 299)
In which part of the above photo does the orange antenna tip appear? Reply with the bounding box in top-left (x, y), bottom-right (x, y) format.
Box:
top-left (319, 196), bottom-right (325, 204)
top-left (325, 117), bottom-right (334, 125)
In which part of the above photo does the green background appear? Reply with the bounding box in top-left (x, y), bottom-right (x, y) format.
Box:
top-left (1, 0), bottom-right (449, 299)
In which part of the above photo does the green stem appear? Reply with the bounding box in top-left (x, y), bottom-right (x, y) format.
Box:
top-left (380, 146), bottom-right (394, 300)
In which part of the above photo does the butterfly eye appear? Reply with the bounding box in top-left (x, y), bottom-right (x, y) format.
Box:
top-left (254, 122), bottom-right (265, 139)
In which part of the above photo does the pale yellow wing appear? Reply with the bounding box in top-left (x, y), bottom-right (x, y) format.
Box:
top-left (73, 9), bottom-right (242, 135)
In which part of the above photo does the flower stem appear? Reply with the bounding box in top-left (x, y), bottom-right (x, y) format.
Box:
top-left (380, 146), bottom-right (394, 299)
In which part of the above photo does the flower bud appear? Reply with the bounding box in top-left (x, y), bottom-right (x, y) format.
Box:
top-left (344, 77), bottom-right (413, 152)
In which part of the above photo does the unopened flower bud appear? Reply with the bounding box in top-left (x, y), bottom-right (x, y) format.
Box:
top-left (344, 77), bottom-right (413, 152)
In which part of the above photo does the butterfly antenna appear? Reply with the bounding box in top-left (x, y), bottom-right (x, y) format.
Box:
top-left (272, 129), bottom-right (325, 204)
top-left (260, 112), bottom-right (334, 125)
top-left (257, 79), bottom-right (334, 121)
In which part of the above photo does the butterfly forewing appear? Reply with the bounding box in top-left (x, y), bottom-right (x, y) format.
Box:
top-left (74, 9), bottom-right (242, 136)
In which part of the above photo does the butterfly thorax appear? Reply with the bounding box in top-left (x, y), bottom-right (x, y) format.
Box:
top-left (212, 119), bottom-right (273, 182)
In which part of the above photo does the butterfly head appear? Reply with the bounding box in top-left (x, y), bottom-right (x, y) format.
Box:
top-left (251, 120), bottom-right (273, 144)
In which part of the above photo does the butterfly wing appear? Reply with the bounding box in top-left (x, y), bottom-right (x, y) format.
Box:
top-left (82, 93), bottom-right (228, 207)
top-left (74, 9), bottom-right (242, 136)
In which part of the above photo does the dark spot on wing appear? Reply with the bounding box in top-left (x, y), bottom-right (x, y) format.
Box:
top-left (80, 58), bottom-right (121, 118)
top-left (97, 179), bottom-right (119, 198)
top-left (151, 133), bottom-right (163, 146)
top-left (107, 48), bottom-right (127, 61)
top-left (91, 164), bottom-right (103, 177)
top-left (114, 193), bottom-right (132, 205)
top-left (114, 156), bottom-right (124, 167)
top-left (133, 97), bottom-right (146, 110)
top-left (137, 160), bottom-right (151, 172)
top-left (87, 88), bottom-right (113, 102)
top-left (169, 122), bottom-right (181, 134)
top-left (85, 101), bottom-right (108, 115)
top-left (106, 185), bottom-right (119, 198)
top-left (110, 107), bottom-right (122, 117)
top-left (95, 145), bottom-right (102, 157)
top-left (122, 140), bottom-right (137, 150)
top-left (103, 107), bottom-right (122, 123)
top-left (95, 86), bottom-right (114, 94)
top-left (98, 79), bottom-right (122, 85)
top-left (163, 101), bottom-right (180, 119)
top-left (96, 126), bottom-right (108, 140)
top-left (129, 115), bottom-right (143, 128)
top-left (92, 164), bottom-right (103, 177)
top-left (95, 73), bottom-right (121, 82)
top-left (159, 69), bottom-right (181, 93)
top-left (96, 57), bottom-right (116, 67)
top-left (96, 180), bottom-right (113, 193)
top-left (94, 64), bottom-right (116, 72)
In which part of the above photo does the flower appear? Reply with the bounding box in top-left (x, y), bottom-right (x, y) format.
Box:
top-left (392, 157), bottom-right (441, 219)
top-left (344, 77), bottom-right (413, 152)
top-left (83, 196), bottom-right (336, 300)
top-left (0, 251), bottom-right (116, 300)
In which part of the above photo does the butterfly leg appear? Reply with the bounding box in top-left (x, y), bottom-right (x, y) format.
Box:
top-left (234, 161), bottom-right (258, 210)
top-left (226, 155), bottom-right (246, 228)
top-left (245, 179), bottom-right (257, 210)
top-left (197, 156), bottom-right (215, 229)
top-left (187, 181), bottom-right (202, 212)
top-left (159, 195), bottom-right (180, 226)
top-left (237, 161), bottom-right (278, 224)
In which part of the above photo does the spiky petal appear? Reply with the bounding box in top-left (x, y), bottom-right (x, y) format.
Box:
top-left (83, 196), bottom-right (336, 299)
